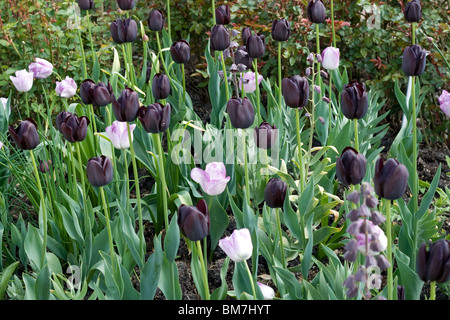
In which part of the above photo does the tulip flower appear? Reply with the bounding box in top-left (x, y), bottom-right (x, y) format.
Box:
top-left (28, 58), bottom-right (53, 79)
top-left (234, 46), bottom-right (252, 70)
top-left (347, 219), bottom-right (388, 256)
top-left (138, 102), bottom-right (171, 134)
top-left (271, 18), bottom-right (291, 42)
top-left (106, 120), bottom-right (136, 150)
top-left (254, 122), bottom-right (277, 150)
top-left (58, 112), bottom-right (90, 143)
top-left (417, 239), bottom-right (450, 284)
top-left (439, 90), bottom-right (450, 118)
top-left (404, 0), bottom-right (422, 23)
top-left (321, 47), bottom-right (340, 71)
top-left (226, 97), bottom-right (255, 129)
top-left (190, 162), bottom-right (230, 196)
top-left (111, 87), bottom-right (140, 122)
top-left (281, 75), bottom-right (309, 109)
top-left (402, 44), bottom-right (427, 77)
top-left (210, 24), bottom-right (230, 52)
top-left (10, 69), bottom-right (34, 93)
top-left (241, 27), bottom-right (252, 45)
top-left (8, 119), bottom-right (40, 150)
top-left (116, 0), bottom-right (135, 10)
top-left (39, 160), bottom-right (52, 173)
top-left (148, 9), bottom-right (165, 32)
top-left (246, 33), bottom-right (265, 59)
top-left (151, 73), bottom-right (171, 100)
top-left (340, 81), bottom-right (369, 120)
top-left (257, 282), bottom-right (275, 300)
top-left (177, 199), bottom-right (210, 242)
top-left (218, 228), bottom-right (253, 263)
top-left (86, 155), bottom-right (113, 187)
top-left (0, 97), bottom-right (8, 111)
top-left (80, 79), bottom-right (113, 107)
top-left (78, 0), bottom-right (94, 10)
top-left (110, 18), bottom-right (138, 44)
top-left (215, 5), bottom-right (230, 25)
top-left (55, 76), bottom-right (77, 98)
top-left (335, 146), bottom-right (367, 187)
top-left (239, 71), bottom-right (263, 93)
top-left (170, 40), bottom-right (191, 64)
top-left (373, 158), bottom-right (409, 201)
top-left (264, 178), bottom-right (287, 208)
top-left (307, 0), bottom-right (326, 24)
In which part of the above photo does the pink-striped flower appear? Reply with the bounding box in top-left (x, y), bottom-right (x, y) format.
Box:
top-left (439, 90), bottom-right (450, 118)
top-left (29, 58), bottom-right (53, 79)
top-left (190, 162), bottom-right (230, 196)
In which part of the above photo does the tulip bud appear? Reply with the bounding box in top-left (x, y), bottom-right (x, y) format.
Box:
top-left (404, 0), bottom-right (422, 23)
top-left (340, 80), bottom-right (368, 120)
top-left (56, 111), bottom-right (73, 132)
top-left (116, 0), bottom-right (135, 10)
top-left (402, 44), bottom-right (427, 77)
top-left (8, 119), bottom-right (40, 150)
top-left (148, 9), bottom-right (165, 32)
top-left (78, 0), bottom-right (94, 10)
top-left (178, 199), bottom-right (210, 241)
top-left (281, 75), bottom-right (309, 109)
top-left (112, 87), bottom-right (140, 122)
top-left (110, 18), bottom-right (138, 44)
top-left (39, 160), bottom-right (52, 173)
top-left (321, 47), bottom-right (340, 71)
top-left (80, 79), bottom-right (113, 107)
top-left (55, 76), bottom-right (77, 98)
top-left (254, 122), bottom-right (277, 150)
top-left (264, 178), bottom-right (287, 208)
top-left (417, 239), bottom-right (450, 283)
top-left (106, 120), bottom-right (136, 150)
top-left (151, 73), bottom-right (171, 100)
top-left (373, 158), bottom-right (409, 200)
top-left (241, 27), bottom-right (252, 45)
top-left (210, 24), bottom-right (230, 51)
top-left (170, 40), bottom-right (191, 64)
top-left (219, 228), bottom-right (253, 262)
top-left (58, 112), bottom-right (90, 143)
top-left (138, 102), bottom-right (171, 133)
top-left (271, 18), bottom-right (291, 42)
top-left (28, 58), bottom-right (53, 79)
top-left (335, 146), bottom-right (367, 187)
top-left (246, 33), bottom-right (265, 59)
top-left (307, 0), bottom-right (326, 24)
top-left (215, 5), bottom-right (230, 25)
top-left (257, 282), bottom-right (275, 300)
top-left (226, 97), bottom-right (255, 129)
top-left (86, 155), bottom-right (114, 187)
top-left (234, 46), bottom-right (253, 70)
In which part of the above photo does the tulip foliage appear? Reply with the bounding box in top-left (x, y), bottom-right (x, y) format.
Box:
top-left (0, 0), bottom-right (448, 302)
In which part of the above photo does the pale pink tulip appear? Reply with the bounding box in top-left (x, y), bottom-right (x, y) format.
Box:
top-left (218, 228), bottom-right (253, 262)
top-left (105, 120), bottom-right (136, 150)
top-left (439, 90), bottom-right (450, 118)
top-left (190, 162), bottom-right (230, 196)
top-left (10, 69), bottom-right (34, 92)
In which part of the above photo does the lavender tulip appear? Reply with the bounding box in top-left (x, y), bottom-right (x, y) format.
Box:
top-left (239, 71), bottom-right (263, 93)
top-left (219, 228), bottom-right (253, 262)
top-left (439, 90), bottom-right (450, 118)
top-left (28, 58), bottom-right (53, 79)
top-left (10, 69), bottom-right (34, 92)
top-left (321, 47), bottom-right (340, 71)
top-left (190, 162), bottom-right (230, 196)
top-left (0, 98), bottom-right (8, 111)
top-left (55, 76), bottom-right (77, 98)
top-left (106, 120), bottom-right (135, 150)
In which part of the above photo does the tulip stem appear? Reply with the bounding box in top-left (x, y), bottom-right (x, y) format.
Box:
top-left (275, 208), bottom-right (286, 269)
top-left (411, 74), bottom-right (420, 269)
top-left (167, 0), bottom-right (172, 42)
top-left (99, 186), bottom-right (116, 274)
top-left (181, 63), bottom-right (186, 107)
top-left (211, 0), bottom-right (216, 25)
top-left (196, 240), bottom-right (210, 300)
top-left (242, 129), bottom-right (251, 206)
top-left (156, 31), bottom-right (170, 78)
top-left (429, 281), bottom-right (436, 300)
top-left (412, 22), bottom-right (416, 45)
top-left (76, 25), bottom-right (88, 79)
top-left (243, 261), bottom-right (257, 299)
top-left (220, 51), bottom-right (230, 101)
top-left (278, 41), bottom-right (282, 109)
top-left (25, 92), bottom-right (30, 118)
top-left (85, 10), bottom-right (96, 77)
top-left (75, 142), bottom-right (89, 233)
top-left (331, 0), bottom-right (336, 48)
top-left (353, 118), bottom-right (359, 152)
top-left (295, 108), bottom-right (304, 192)
top-left (384, 198), bottom-right (393, 300)
top-left (153, 133), bottom-right (169, 231)
top-left (253, 59), bottom-right (262, 124)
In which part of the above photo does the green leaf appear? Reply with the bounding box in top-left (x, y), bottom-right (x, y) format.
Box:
top-left (395, 249), bottom-right (423, 300)
top-left (140, 234), bottom-right (163, 300)
top-left (24, 225), bottom-right (44, 270)
top-left (35, 265), bottom-right (51, 300)
top-left (207, 195), bottom-right (229, 254)
top-left (0, 261), bottom-right (19, 300)
top-left (164, 213), bottom-right (180, 263)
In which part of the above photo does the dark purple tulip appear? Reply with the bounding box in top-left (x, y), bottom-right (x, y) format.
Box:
top-left (215, 5), bottom-right (230, 25)
top-left (307, 0), bottom-right (326, 24)
top-left (417, 239), bottom-right (450, 283)
top-left (151, 73), bottom-right (171, 100)
top-left (340, 81), bottom-right (368, 120)
top-left (234, 46), bottom-right (253, 70)
top-left (335, 146), bottom-right (367, 187)
top-left (373, 158), bottom-right (409, 200)
top-left (254, 122), bottom-right (277, 150)
top-left (78, 0), bottom-right (94, 10)
top-left (178, 199), bottom-right (210, 241)
top-left (116, 0), bottom-right (136, 10)
top-left (170, 40), bottom-right (191, 64)
top-left (402, 44), bottom-right (427, 77)
top-left (242, 27), bottom-right (252, 45)
top-left (246, 33), bottom-right (265, 59)
top-left (210, 24), bottom-right (230, 51)
top-left (58, 112), bottom-right (90, 143)
top-left (56, 111), bottom-right (73, 132)
top-left (226, 97), bottom-right (255, 129)
top-left (80, 79), bottom-right (96, 105)
top-left (110, 18), bottom-right (138, 44)
top-left (271, 18), bottom-right (291, 42)
top-left (148, 9), bottom-right (165, 32)
top-left (39, 160), bottom-right (52, 173)
top-left (80, 79), bottom-right (113, 107)
top-left (404, 0), bottom-right (422, 23)
top-left (264, 178), bottom-right (287, 208)
top-left (138, 102), bottom-right (171, 133)
top-left (281, 75), bottom-right (309, 109)
top-left (8, 119), bottom-right (40, 150)
top-left (86, 155), bottom-right (113, 187)
top-left (112, 88), bottom-right (140, 122)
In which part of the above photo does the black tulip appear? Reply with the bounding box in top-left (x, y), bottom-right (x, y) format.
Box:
top-left (335, 146), bottom-right (367, 187)
top-left (8, 119), bottom-right (40, 150)
top-left (138, 102), bottom-right (171, 133)
top-left (86, 155), bottom-right (113, 187)
top-left (340, 81), bottom-right (369, 120)
top-left (271, 18), bottom-right (291, 42)
top-left (264, 178), bottom-right (287, 208)
top-left (215, 5), bottom-right (230, 25)
top-left (242, 27), bottom-right (252, 45)
top-left (58, 112), bottom-right (90, 143)
top-left (210, 24), bottom-right (230, 51)
top-left (78, 0), bottom-right (94, 10)
top-left (148, 9), bottom-right (165, 32)
top-left (226, 97), bottom-right (255, 129)
top-left (281, 75), bottom-right (309, 109)
top-left (307, 0), bottom-right (326, 24)
top-left (80, 79), bottom-right (113, 107)
top-left (80, 79), bottom-right (96, 105)
top-left (402, 44), bottom-right (427, 77)
top-left (116, 0), bottom-right (136, 10)
top-left (170, 40), bottom-right (191, 64)
top-left (246, 33), bottom-right (265, 58)
top-left (234, 46), bottom-right (253, 70)
top-left (151, 73), bottom-right (171, 100)
top-left (373, 158), bottom-right (409, 200)
top-left (178, 199), bottom-right (210, 241)
top-left (110, 18), bottom-right (138, 44)
top-left (56, 111), bottom-right (73, 132)
top-left (417, 239), bottom-right (450, 283)
top-left (39, 160), bottom-right (52, 173)
top-left (404, 0), bottom-right (422, 23)
top-left (254, 122), bottom-right (277, 150)
top-left (112, 88), bottom-right (140, 122)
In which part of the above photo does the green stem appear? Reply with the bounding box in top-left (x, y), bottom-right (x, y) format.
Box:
top-left (220, 51), bottom-right (230, 101)
top-left (86, 10), bottom-right (95, 72)
top-left (153, 133), bottom-right (169, 230)
top-left (253, 59), bottom-right (261, 123)
top-left (211, 0), bottom-right (216, 25)
top-left (243, 260), bottom-right (257, 299)
top-left (429, 281), bottom-right (436, 300)
top-left (328, 75), bottom-right (333, 134)
top-left (295, 108), bottom-right (304, 192)
top-left (167, 0), bottom-right (171, 41)
top-left (181, 63), bottom-right (186, 107)
top-left (99, 186), bottom-right (116, 273)
top-left (331, 0), bottom-right (336, 47)
top-left (278, 41), bottom-right (282, 109)
top-left (354, 118), bottom-right (359, 152)
top-left (76, 26), bottom-right (88, 79)
top-left (196, 240), bottom-right (210, 300)
top-left (384, 198), bottom-right (393, 300)
top-left (412, 22), bottom-right (416, 45)
top-left (156, 31), bottom-right (170, 77)
top-left (242, 129), bottom-right (251, 206)
top-left (25, 92), bottom-right (30, 118)
top-left (316, 23), bottom-right (320, 70)
top-left (123, 149), bottom-right (130, 209)
top-left (75, 142), bottom-right (89, 233)
top-left (305, 62), bottom-right (316, 183)
top-left (275, 208), bottom-right (286, 269)
top-left (69, 145), bottom-right (78, 198)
